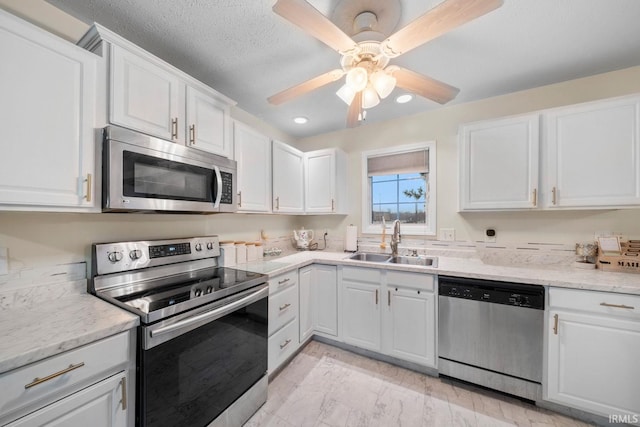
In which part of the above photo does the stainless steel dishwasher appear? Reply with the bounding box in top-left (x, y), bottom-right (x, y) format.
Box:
top-left (438, 276), bottom-right (545, 401)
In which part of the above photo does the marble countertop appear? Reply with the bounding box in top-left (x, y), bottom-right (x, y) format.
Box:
top-left (0, 280), bottom-right (139, 374)
top-left (243, 251), bottom-right (640, 295)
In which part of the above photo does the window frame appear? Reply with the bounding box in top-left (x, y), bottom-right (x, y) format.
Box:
top-left (361, 141), bottom-right (437, 236)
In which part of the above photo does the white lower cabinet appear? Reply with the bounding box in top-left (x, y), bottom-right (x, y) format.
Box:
top-left (0, 331), bottom-right (133, 426)
top-left (546, 288), bottom-right (640, 422)
top-left (341, 266), bottom-right (437, 368)
top-left (384, 271), bottom-right (436, 367)
top-left (299, 265), bottom-right (338, 343)
top-left (267, 270), bottom-right (300, 374)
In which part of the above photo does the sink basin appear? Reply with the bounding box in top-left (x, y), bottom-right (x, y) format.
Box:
top-left (348, 253), bottom-right (392, 263)
top-left (387, 256), bottom-right (438, 267)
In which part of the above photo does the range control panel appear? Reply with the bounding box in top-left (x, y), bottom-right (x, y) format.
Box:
top-left (93, 236), bottom-right (220, 276)
top-left (439, 277), bottom-right (544, 309)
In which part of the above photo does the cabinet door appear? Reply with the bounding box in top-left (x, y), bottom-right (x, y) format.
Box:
top-left (298, 266), bottom-right (314, 343)
top-left (342, 280), bottom-right (381, 351)
top-left (545, 96), bottom-right (640, 207)
top-left (7, 372), bottom-right (128, 427)
top-left (385, 286), bottom-right (435, 367)
top-left (272, 141), bottom-right (304, 213)
top-left (313, 265), bottom-right (338, 337)
top-left (459, 114), bottom-right (540, 210)
top-left (111, 45), bottom-right (183, 143)
top-left (186, 86), bottom-right (231, 157)
top-left (546, 310), bottom-right (640, 418)
top-left (0, 11), bottom-right (96, 208)
top-left (305, 150), bottom-right (336, 213)
top-left (233, 122), bottom-right (271, 212)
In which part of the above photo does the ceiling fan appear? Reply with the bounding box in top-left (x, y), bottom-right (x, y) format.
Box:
top-left (268, 0), bottom-right (504, 127)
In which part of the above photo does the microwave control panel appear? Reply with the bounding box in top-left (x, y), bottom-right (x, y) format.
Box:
top-left (220, 172), bottom-right (233, 204)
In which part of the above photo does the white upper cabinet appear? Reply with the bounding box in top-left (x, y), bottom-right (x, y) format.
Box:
top-left (0, 9), bottom-right (97, 210)
top-left (80, 24), bottom-right (234, 158)
top-left (304, 148), bottom-right (348, 214)
top-left (233, 122), bottom-right (271, 212)
top-left (545, 96), bottom-right (640, 208)
top-left (272, 140), bottom-right (304, 213)
top-left (459, 114), bottom-right (540, 211)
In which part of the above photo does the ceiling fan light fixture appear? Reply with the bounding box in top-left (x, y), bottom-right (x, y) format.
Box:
top-left (362, 85), bottom-right (380, 109)
top-left (336, 84), bottom-right (356, 105)
top-left (345, 66), bottom-right (368, 92)
top-left (370, 70), bottom-right (396, 99)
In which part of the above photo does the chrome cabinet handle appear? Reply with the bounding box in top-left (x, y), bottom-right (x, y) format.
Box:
top-left (171, 118), bottom-right (178, 140)
top-left (388, 290), bottom-right (391, 307)
top-left (600, 302), bottom-right (635, 310)
top-left (279, 303), bottom-right (291, 311)
top-left (331, 198), bottom-right (335, 211)
top-left (238, 191), bottom-right (242, 207)
top-left (120, 377), bottom-right (127, 411)
top-left (25, 362), bottom-right (85, 389)
top-left (189, 124), bottom-right (196, 145)
top-left (275, 196), bottom-right (280, 210)
top-left (280, 339), bottom-right (291, 349)
top-left (552, 187), bottom-right (557, 205)
top-left (84, 174), bottom-right (92, 202)
top-left (532, 188), bottom-right (537, 207)
top-left (553, 314), bottom-right (559, 335)
top-left (278, 278), bottom-right (290, 285)
top-left (375, 289), bottom-right (378, 305)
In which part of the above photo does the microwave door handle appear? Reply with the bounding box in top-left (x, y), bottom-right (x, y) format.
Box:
top-left (213, 165), bottom-right (222, 208)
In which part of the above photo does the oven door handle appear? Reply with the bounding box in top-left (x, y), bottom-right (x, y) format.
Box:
top-left (150, 285), bottom-right (268, 340)
top-left (213, 165), bottom-right (222, 209)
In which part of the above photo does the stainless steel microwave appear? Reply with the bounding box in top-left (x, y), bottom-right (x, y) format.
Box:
top-left (102, 126), bottom-right (237, 213)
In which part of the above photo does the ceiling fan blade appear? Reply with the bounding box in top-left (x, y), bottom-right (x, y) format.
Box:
top-left (383, 0), bottom-right (503, 57)
top-left (346, 92), bottom-right (363, 128)
top-left (268, 69), bottom-right (344, 105)
top-left (273, 0), bottom-right (357, 53)
top-left (393, 67), bottom-right (460, 104)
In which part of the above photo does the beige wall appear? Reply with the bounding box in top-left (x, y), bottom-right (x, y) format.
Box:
top-left (296, 66), bottom-right (640, 245)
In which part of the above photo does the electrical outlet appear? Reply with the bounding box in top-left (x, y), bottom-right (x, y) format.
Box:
top-left (440, 228), bottom-right (455, 241)
top-left (0, 247), bottom-right (8, 275)
top-left (485, 228), bottom-right (497, 243)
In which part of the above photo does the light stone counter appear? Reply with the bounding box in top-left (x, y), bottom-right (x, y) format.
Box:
top-left (0, 279), bottom-right (139, 374)
top-left (240, 250), bottom-right (640, 296)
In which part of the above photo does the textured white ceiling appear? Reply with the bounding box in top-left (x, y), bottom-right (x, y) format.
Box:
top-left (48, 0), bottom-right (640, 138)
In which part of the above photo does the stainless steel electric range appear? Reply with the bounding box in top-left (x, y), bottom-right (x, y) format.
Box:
top-left (89, 236), bottom-right (268, 427)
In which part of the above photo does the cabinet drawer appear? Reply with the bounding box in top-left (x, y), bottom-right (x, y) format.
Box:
top-left (549, 288), bottom-right (640, 320)
top-left (0, 332), bottom-right (130, 421)
top-left (268, 283), bottom-right (298, 335)
top-left (268, 270), bottom-right (298, 295)
top-left (342, 266), bottom-right (381, 283)
top-left (268, 318), bottom-right (298, 373)
top-left (386, 270), bottom-right (435, 291)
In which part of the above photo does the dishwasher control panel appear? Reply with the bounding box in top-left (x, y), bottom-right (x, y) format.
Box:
top-left (439, 277), bottom-right (544, 309)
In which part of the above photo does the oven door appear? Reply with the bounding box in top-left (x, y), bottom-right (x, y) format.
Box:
top-left (139, 285), bottom-right (268, 427)
top-left (103, 129), bottom-right (236, 213)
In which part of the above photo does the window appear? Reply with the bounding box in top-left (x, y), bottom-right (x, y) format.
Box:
top-left (362, 142), bottom-right (436, 235)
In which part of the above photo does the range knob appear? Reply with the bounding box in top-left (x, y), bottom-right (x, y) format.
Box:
top-left (206, 242), bottom-right (214, 250)
top-left (107, 251), bottom-right (123, 263)
top-left (206, 286), bottom-right (213, 294)
top-left (195, 243), bottom-right (203, 252)
top-left (194, 288), bottom-right (203, 297)
top-left (129, 249), bottom-right (142, 260)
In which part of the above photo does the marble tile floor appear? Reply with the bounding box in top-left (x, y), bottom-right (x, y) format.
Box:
top-left (245, 341), bottom-right (594, 427)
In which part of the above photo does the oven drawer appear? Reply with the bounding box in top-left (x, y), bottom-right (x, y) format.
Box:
top-left (268, 318), bottom-right (299, 373)
top-left (0, 332), bottom-right (129, 422)
top-left (269, 283), bottom-right (298, 335)
top-left (269, 270), bottom-right (298, 295)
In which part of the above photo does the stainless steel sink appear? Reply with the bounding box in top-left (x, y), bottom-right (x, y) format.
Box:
top-left (348, 253), bottom-right (392, 263)
top-left (387, 256), bottom-right (438, 267)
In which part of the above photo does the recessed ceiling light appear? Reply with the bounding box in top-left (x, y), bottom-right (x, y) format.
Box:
top-left (395, 94), bottom-right (413, 104)
top-left (293, 116), bottom-right (308, 124)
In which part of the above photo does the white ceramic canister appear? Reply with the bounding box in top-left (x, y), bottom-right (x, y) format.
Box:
top-left (235, 241), bottom-right (247, 264)
top-left (219, 241), bottom-right (235, 267)
top-left (255, 242), bottom-right (264, 259)
top-left (246, 242), bottom-right (257, 262)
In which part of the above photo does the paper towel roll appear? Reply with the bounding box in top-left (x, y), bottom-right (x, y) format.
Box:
top-left (345, 225), bottom-right (358, 252)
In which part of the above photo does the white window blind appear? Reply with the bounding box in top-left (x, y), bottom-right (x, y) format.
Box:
top-left (367, 149), bottom-right (429, 176)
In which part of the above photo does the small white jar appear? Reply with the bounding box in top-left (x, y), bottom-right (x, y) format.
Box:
top-left (246, 242), bottom-right (257, 262)
top-left (235, 242), bottom-right (247, 264)
top-left (219, 241), bottom-right (235, 267)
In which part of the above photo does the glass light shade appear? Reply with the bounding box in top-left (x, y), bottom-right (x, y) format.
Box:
top-left (345, 67), bottom-right (368, 92)
top-left (336, 84), bottom-right (356, 105)
top-left (362, 85), bottom-right (380, 109)
top-left (370, 71), bottom-right (396, 99)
